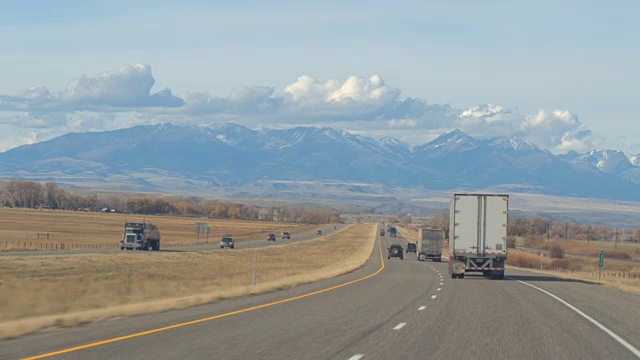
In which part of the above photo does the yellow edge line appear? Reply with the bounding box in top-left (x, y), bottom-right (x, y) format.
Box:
top-left (23, 228), bottom-right (385, 360)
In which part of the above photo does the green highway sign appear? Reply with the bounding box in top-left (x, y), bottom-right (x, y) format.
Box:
top-left (598, 250), bottom-right (605, 268)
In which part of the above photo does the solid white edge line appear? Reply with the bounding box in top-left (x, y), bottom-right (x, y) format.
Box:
top-left (418, 306), bottom-right (426, 311)
top-left (348, 355), bottom-right (364, 360)
top-left (393, 323), bottom-right (406, 330)
top-left (508, 276), bottom-right (640, 358)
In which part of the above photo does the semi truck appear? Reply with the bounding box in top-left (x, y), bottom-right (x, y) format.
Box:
top-left (417, 228), bottom-right (443, 262)
top-left (121, 222), bottom-right (161, 251)
top-left (449, 194), bottom-right (508, 279)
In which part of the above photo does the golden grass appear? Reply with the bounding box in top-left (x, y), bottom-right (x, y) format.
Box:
top-left (0, 223), bottom-right (377, 339)
top-left (0, 208), bottom-right (319, 250)
top-left (515, 235), bottom-right (640, 261)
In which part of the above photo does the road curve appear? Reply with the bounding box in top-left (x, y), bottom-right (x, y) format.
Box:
top-left (2, 231), bottom-right (639, 359)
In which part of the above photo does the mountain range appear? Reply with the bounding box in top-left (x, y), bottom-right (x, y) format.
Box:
top-left (0, 123), bottom-right (639, 203)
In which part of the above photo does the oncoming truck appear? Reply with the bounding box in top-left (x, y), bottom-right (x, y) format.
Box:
top-left (121, 222), bottom-right (161, 251)
top-left (449, 194), bottom-right (508, 279)
top-left (417, 228), bottom-right (443, 262)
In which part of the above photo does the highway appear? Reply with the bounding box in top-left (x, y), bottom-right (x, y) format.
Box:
top-left (0, 224), bottom-right (343, 257)
top-left (2, 230), bottom-right (640, 359)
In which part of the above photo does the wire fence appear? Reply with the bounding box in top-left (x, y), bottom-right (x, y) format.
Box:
top-left (547, 268), bottom-right (640, 280)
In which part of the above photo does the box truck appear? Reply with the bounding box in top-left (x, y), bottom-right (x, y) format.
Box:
top-left (449, 194), bottom-right (508, 279)
top-left (417, 228), bottom-right (443, 262)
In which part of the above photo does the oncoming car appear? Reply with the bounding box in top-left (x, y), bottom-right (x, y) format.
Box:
top-left (220, 237), bottom-right (235, 249)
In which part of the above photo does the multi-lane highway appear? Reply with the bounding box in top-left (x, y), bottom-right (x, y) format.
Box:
top-left (0, 224), bottom-right (343, 257)
top-left (2, 228), bottom-right (639, 359)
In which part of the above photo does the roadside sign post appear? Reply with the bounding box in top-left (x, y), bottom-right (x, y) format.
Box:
top-left (253, 249), bottom-right (258, 287)
top-left (598, 250), bottom-right (604, 278)
top-left (195, 222), bottom-right (210, 245)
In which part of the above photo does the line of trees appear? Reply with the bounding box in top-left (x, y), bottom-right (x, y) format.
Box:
top-left (416, 210), bottom-right (640, 243)
top-left (0, 180), bottom-right (341, 224)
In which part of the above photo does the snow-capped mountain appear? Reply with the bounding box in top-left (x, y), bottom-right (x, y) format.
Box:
top-left (488, 136), bottom-right (541, 152)
top-left (0, 123), bottom-right (638, 200)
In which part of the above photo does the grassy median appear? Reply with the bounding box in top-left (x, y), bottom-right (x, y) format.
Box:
top-left (0, 223), bottom-right (377, 339)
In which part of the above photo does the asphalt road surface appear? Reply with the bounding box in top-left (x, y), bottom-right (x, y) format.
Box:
top-left (2, 229), bottom-right (640, 359)
top-left (0, 224), bottom-right (344, 257)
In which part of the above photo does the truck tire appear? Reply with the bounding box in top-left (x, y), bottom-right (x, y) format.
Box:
top-left (459, 274), bottom-right (465, 279)
top-left (120, 247), bottom-right (124, 250)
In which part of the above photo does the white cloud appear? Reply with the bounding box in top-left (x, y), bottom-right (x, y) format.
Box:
top-left (0, 63), bottom-right (604, 153)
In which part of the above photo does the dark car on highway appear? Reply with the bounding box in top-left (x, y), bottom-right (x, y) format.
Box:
top-left (281, 232), bottom-right (290, 239)
top-left (406, 243), bottom-right (417, 253)
top-left (267, 233), bottom-right (277, 241)
top-left (388, 244), bottom-right (404, 260)
top-left (220, 237), bottom-right (235, 249)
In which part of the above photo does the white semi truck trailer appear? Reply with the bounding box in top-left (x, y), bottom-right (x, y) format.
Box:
top-left (449, 194), bottom-right (508, 279)
top-left (416, 228), bottom-right (443, 262)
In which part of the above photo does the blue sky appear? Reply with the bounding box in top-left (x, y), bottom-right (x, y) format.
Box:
top-left (0, 0), bottom-right (638, 154)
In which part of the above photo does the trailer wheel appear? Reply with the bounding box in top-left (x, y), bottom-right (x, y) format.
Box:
top-left (459, 274), bottom-right (465, 279)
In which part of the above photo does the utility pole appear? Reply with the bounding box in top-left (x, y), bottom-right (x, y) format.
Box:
top-left (565, 222), bottom-right (568, 240)
top-left (547, 221), bottom-right (550, 242)
top-left (615, 228), bottom-right (619, 250)
top-left (587, 226), bottom-right (591, 245)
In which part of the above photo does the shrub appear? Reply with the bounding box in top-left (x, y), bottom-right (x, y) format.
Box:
top-left (549, 244), bottom-right (564, 259)
top-left (506, 237), bottom-right (516, 249)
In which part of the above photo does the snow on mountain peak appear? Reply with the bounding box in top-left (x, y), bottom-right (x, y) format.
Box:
top-left (490, 136), bottom-right (540, 152)
top-left (627, 154), bottom-right (639, 166)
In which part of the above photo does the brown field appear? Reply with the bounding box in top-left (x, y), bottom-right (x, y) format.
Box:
top-left (518, 235), bottom-right (640, 262)
top-left (0, 223), bottom-right (377, 339)
top-left (0, 208), bottom-right (319, 251)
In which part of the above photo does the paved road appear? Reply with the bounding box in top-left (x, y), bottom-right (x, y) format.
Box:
top-left (2, 229), bottom-right (640, 359)
top-left (0, 224), bottom-right (344, 257)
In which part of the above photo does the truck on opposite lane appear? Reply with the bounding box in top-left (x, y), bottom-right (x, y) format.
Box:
top-left (449, 193), bottom-right (508, 279)
top-left (121, 222), bottom-right (161, 251)
top-left (417, 228), bottom-right (443, 262)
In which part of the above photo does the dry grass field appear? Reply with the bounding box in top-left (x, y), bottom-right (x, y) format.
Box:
top-left (0, 223), bottom-right (377, 339)
top-left (0, 208), bottom-right (319, 251)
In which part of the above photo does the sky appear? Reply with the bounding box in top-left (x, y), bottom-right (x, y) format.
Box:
top-left (0, 0), bottom-right (638, 154)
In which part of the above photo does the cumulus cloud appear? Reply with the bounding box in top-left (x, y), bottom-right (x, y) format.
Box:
top-left (0, 63), bottom-right (183, 112)
top-left (450, 104), bottom-right (595, 151)
top-left (0, 63), bottom-right (601, 153)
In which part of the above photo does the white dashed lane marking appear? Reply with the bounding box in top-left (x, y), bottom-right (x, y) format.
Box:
top-left (431, 295), bottom-right (437, 299)
top-left (418, 306), bottom-right (426, 311)
top-left (349, 355), bottom-right (364, 360)
top-left (393, 323), bottom-right (407, 330)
